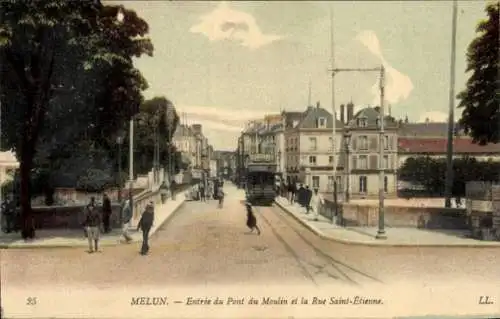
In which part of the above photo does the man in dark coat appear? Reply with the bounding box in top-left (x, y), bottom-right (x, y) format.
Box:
top-left (297, 184), bottom-right (305, 207)
top-left (137, 202), bottom-right (155, 255)
top-left (102, 193), bottom-right (112, 233)
top-left (304, 186), bottom-right (313, 214)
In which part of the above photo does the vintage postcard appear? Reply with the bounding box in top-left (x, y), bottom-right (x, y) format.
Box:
top-left (1, 0), bottom-right (499, 318)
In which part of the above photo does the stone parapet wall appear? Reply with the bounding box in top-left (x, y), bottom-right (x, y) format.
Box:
top-left (320, 199), bottom-right (467, 229)
top-left (465, 182), bottom-right (500, 240)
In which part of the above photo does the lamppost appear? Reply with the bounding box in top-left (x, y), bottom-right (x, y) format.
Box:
top-left (328, 65), bottom-right (386, 239)
top-left (277, 150), bottom-right (282, 172)
top-left (116, 133), bottom-right (124, 202)
top-left (343, 129), bottom-right (351, 203)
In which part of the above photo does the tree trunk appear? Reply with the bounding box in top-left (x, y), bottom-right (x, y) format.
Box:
top-left (19, 149), bottom-right (35, 239)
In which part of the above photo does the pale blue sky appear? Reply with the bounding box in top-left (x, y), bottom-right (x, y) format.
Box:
top-left (113, 1), bottom-right (488, 150)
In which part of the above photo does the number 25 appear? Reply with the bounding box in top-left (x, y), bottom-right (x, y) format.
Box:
top-left (26, 297), bottom-right (37, 305)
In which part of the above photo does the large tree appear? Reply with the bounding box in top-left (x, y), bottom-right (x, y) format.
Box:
top-left (457, 2), bottom-right (499, 145)
top-left (0, 1), bottom-right (153, 238)
top-left (134, 97), bottom-right (180, 175)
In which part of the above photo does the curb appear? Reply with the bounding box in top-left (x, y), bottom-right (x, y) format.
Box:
top-left (0, 198), bottom-right (187, 250)
top-left (274, 200), bottom-right (500, 248)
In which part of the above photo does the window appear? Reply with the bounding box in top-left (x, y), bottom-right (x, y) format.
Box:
top-left (358, 155), bottom-right (368, 169)
top-left (309, 156), bottom-right (317, 165)
top-left (358, 136), bottom-right (368, 150)
top-left (384, 135), bottom-right (389, 150)
top-left (384, 176), bottom-right (388, 193)
top-left (359, 176), bottom-right (367, 193)
top-left (382, 155), bottom-right (389, 169)
top-left (357, 118), bottom-right (368, 127)
top-left (317, 117), bottom-right (326, 128)
top-left (329, 156), bottom-right (334, 163)
top-left (312, 176), bottom-right (320, 189)
top-left (327, 176), bottom-right (341, 191)
top-left (327, 176), bottom-right (334, 190)
top-left (309, 137), bottom-right (317, 151)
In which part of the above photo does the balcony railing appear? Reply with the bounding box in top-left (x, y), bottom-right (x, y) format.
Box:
top-left (248, 153), bottom-right (274, 163)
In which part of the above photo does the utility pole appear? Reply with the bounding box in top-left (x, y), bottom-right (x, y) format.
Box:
top-left (128, 116), bottom-right (134, 218)
top-left (329, 5), bottom-right (339, 224)
top-left (375, 65), bottom-right (387, 240)
top-left (444, 0), bottom-right (458, 208)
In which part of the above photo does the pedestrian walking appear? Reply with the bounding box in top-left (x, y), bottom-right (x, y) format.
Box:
top-left (137, 202), bottom-right (155, 255)
top-left (310, 188), bottom-right (324, 221)
top-left (304, 186), bottom-right (313, 214)
top-left (217, 187), bottom-right (225, 208)
top-left (288, 182), bottom-right (296, 204)
top-left (84, 205), bottom-right (102, 253)
top-left (102, 193), bottom-right (112, 233)
top-left (199, 183), bottom-right (206, 202)
top-left (121, 197), bottom-right (133, 243)
top-left (297, 184), bottom-right (305, 207)
top-left (245, 202), bottom-right (261, 235)
top-left (82, 197), bottom-right (97, 238)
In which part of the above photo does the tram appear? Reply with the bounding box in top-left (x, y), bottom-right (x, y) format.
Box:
top-left (245, 153), bottom-right (279, 206)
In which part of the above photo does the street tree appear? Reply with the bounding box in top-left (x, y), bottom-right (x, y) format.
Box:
top-left (457, 2), bottom-right (499, 145)
top-left (398, 156), bottom-right (500, 196)
top-left (134, 97), bottom-right (180, 175)
top-left (0, 1), bottom-right (153, 238)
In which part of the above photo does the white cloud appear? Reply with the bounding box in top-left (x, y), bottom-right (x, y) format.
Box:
top-left (189, 1), bottom-right (284, 50)
top-left (418, 111), bottom-right (449, 123)
top-left (356, 30), bottom-right (414, 106)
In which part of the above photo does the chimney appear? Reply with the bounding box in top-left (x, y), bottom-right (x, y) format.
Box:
top-left (340, 104), bottom-right (345, 124)
top-left (192, 124), bottom-right (202, 134)
top-left (316, 101), bottom-right (320, 108)
top-left (346, 102), bottom-right (354, 122)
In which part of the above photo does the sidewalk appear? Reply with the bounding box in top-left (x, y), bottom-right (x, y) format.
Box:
top-left (0, 194), bottom-right (187, 249)
top-left (274, 197), bottom-right (500, 247)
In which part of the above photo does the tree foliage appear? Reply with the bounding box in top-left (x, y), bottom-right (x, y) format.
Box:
top-left (0, 0), bottom-right (153, 238)
top-left (398, 156), bottom-right (500, 196)
top-left (458, 2), bottom-right (499, 145)
top-left (133, 96), bottom-right (180, 175)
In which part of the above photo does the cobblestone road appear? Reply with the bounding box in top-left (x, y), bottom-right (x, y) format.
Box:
top-left (2, 193), bottom-right (500, 290)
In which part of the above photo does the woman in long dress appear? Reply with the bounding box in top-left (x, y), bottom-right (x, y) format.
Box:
top-left (310, 188), bottom-right (324, 221)
top-left (245, 202), bottom-right (260, 235)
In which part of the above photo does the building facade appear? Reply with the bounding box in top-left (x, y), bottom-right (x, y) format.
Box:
top-left (345, 105), bottom-right (399, 198)
top-left (285, 102), bottom-right (345, 193)
top-left (397, 121), bottom-right (500, 166)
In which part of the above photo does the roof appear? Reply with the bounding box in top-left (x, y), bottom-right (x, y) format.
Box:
top-left (297, 106), bottom-right (344, 129)
top-left (348, 107), bottom-right (398, 129)
top-left (398, 122), bottom-right (465, 138)
top-left (282, 111), bottom-right (304, 129)
top-left (398, 137), bottom-right (500, 154)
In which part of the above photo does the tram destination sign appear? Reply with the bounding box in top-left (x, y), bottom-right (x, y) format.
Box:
top-left (248, 164), bottom-right (276, 172)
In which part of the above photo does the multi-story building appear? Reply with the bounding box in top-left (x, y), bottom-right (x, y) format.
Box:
top-left (172, 124), bottom-right (196, 169)
top-left (285, 102), bottom-right (345, 192)
top-left (397, 120), bottom-right (500, 166)
top-left (343, 104), bottom-right (399, 198)
top-left (244, 101), bottom-right (399, 198)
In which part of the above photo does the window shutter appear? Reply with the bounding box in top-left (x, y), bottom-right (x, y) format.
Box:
top-left (369, 155), bottom-right (378, 169)
top-left (352, 156), bottom-right (358, 169)
top-left (369, 136), bottom-right (378, 151)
